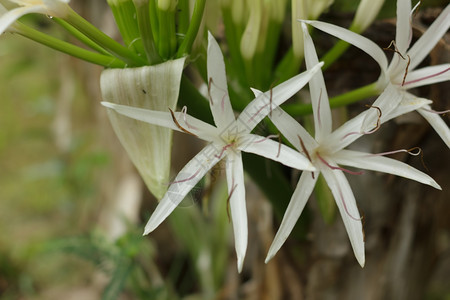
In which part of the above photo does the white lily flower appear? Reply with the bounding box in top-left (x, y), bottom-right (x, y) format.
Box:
top-left (301, 2), bottom-right (450, 147)
top-left (102, 32), bottom-right (322, 272)
top-left (0, 0), bottom-right (70, 35)
top-left (263, 23), bottom-right (441, 267)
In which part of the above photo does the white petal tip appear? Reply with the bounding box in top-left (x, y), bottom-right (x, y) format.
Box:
top-left (298, 19), bottom-right (312, 24)
top-left (207, 31), bottom-right (213, 40)
top-left (356, 252), bottom-right (365, 268)
top-left (264, 255), bottom-right (273, 264)
top-left (431, 181), bottom-right (442, 190)
top-left (143, 223), bottom-right (156, 235)
top-left (237, 258), bottom-right (244, 273)
top-left (101, 101), bottom-right (115, 109)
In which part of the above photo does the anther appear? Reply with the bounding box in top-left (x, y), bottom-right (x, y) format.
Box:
top-left (169, 108), bottom-right (197, 136)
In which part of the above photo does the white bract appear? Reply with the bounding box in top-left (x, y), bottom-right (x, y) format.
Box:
top-left (0, 0), bottom-right (70, 35)
top-left (102, 32), bottom-right (322, 272)
top-left (302, 1), bottom-right (450, 147)
top-left (262, 23), bottom-right (441, 267)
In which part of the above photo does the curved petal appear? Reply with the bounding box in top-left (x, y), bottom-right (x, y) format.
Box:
top-left (265, 171), bottom-right (317, 263)
top-left (207, 32), bottom-right (236, 128)
top-left (361, 84), bottom-right (403, 130)
top-left (0, 5), bottom-right (46, 34)
top-left (238, 63), bottom-right (323, 132)
top-left (225, 153), bottom-right (247, 273)
top-left (302, 22), bottom-right (332, 141)
top-left (328, 85), bottom-right (402, 152)
top-left (302, 20), bottom-right (388, 74)
top-left (101, 102), bottom-right (218, 141)
top-left (407, 5), bottom-right (450, 71)
top-left (333, 149), bottom-right (441, 189)
top-left (270, 107), bottom-right (317, 151)
top-left (403, 64), bottom-right (450, 89)
top-left (144, 144), bottom-right (222, 234)
top-left (395, 0), bottom-right (413, 54)
top-left (383, 93), bottom-right (431, 122)
top-left (239, 134), bottom-right (316, 171)
top-left (417, 105), bottom-right (450, 149)
top-left (320, 166), bottom-right (365, 267)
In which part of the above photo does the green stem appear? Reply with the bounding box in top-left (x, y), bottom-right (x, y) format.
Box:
top-left (320, 39), bottom-right (351, 71)
top-left (283, 82), bottom-right (379, 116)
top-left (134, 0), bottom-right (161, 64)
top-left (157, 7), bottom-right (177, 59)
top-left (52, 17), bottom-right (112, 56)
top-left (149, 0), bottom-right (159, 46)
top-left (108, 0), bottom-right (145, 56)
top-left (221, 6), bottom-right (248, 88)
top-left (274, 47), bottom-right (302, 84)
top-left (65, 7), bottom-right (146, 66)
top-left (176, 0), bottom-right (206, 58)
top-left (14, 22), bottom-right (126, 68)
top-left (177, 0), bottom-right (190, 36)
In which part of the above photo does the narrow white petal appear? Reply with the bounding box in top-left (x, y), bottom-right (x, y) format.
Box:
top-left (0, 5), bottom-right (46, 34)
top-left (144, 144), bottom-right (222, 234)
top-left (207, 32), bottom-right (236, 128)
top-left (302, 20), bottom-right (388, 74)
top-left (403, 64), bottom-right (450, 89)
top-left (302, 22), bottom-right (332, 141)
top-left (239, 134), bottom-right (316, 171)
top-left (265, 172), bottom-right (317, 263)
top-left (270, 107), bottom-right (317, 151)
top-left (238, 63), bottom-right (323, 132)
top-left (225, 153), bottom-right (247, 273)
top-left (418, 105), bottom-right (450, 149)
top-left (361, 84), bottom-right (403, 130)
top-left (333, 149), bottom-right (442, 189)
top-left (383, 93), bottom-right (431, 122)
top-left (250, 87), bottom-right (263, 97)
top-left (101, 102), bottom-right (218, 141)
top-left (395, 0), bottom-right (412, 54)
top-left (407, 5), bottom-right (450, 71)
top-left (320, 166), bottom-right (365, 267)
top-left (328, 85), bottom-right (402, 152)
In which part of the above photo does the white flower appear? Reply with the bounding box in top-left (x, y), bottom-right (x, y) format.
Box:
top-left (262, 23), bottom-right (441, 267)
top-left (102, 32), bottom-right (322, 272)
top-left (302, 2), bottom-right (450, 147)
top-left (0, 0), bottom-right (70, 35)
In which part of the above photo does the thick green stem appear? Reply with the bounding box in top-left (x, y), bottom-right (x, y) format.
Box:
top-left (176, 0), bottom-right (206, 58)
top-left (52, 17), bottom-right (112, 56)
top-left (14, 22), bottom-right (126, 68)
top-left (65, 7), bottom-right (146, 66)
top-left (157, 7), bottom-right (177, 59)
top-left (283, 82), bottom-right (379, 116)
top-left (134, 0), bottom-right (162, 64)
top-left (321, 39), bottom-right (351, 71)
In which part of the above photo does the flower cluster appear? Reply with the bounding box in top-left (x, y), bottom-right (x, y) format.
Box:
top-left (1, 0), bottom-right (448, 273)
top-left (103, 0), bottom-right (447, 271)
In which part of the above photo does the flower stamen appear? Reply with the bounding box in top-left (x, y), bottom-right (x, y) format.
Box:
top-left (215, 143), bottom-right (235, 159)
top-left (317, 88), bottom-right (323, 128)
top-left (337, 184), bottom-right (363, 221)
top-left (403, 67), bottom-right (450, 86)
top-left (226, 179), bottom-right (238, 222)
top-left (169, 108), bottom-right (197, 136)
top-left (169, 168), bottom-right (202, 185)
top-left (342, 105), bottom-right (383, 140)
top-left (298, 136), bottom-right (315, 179)
top-left (181, 106), bottom-right (198, 130)
top-left (422, 107), bottom-right (450, 116)
top-left (317, 153), bottom-right (364, 175)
